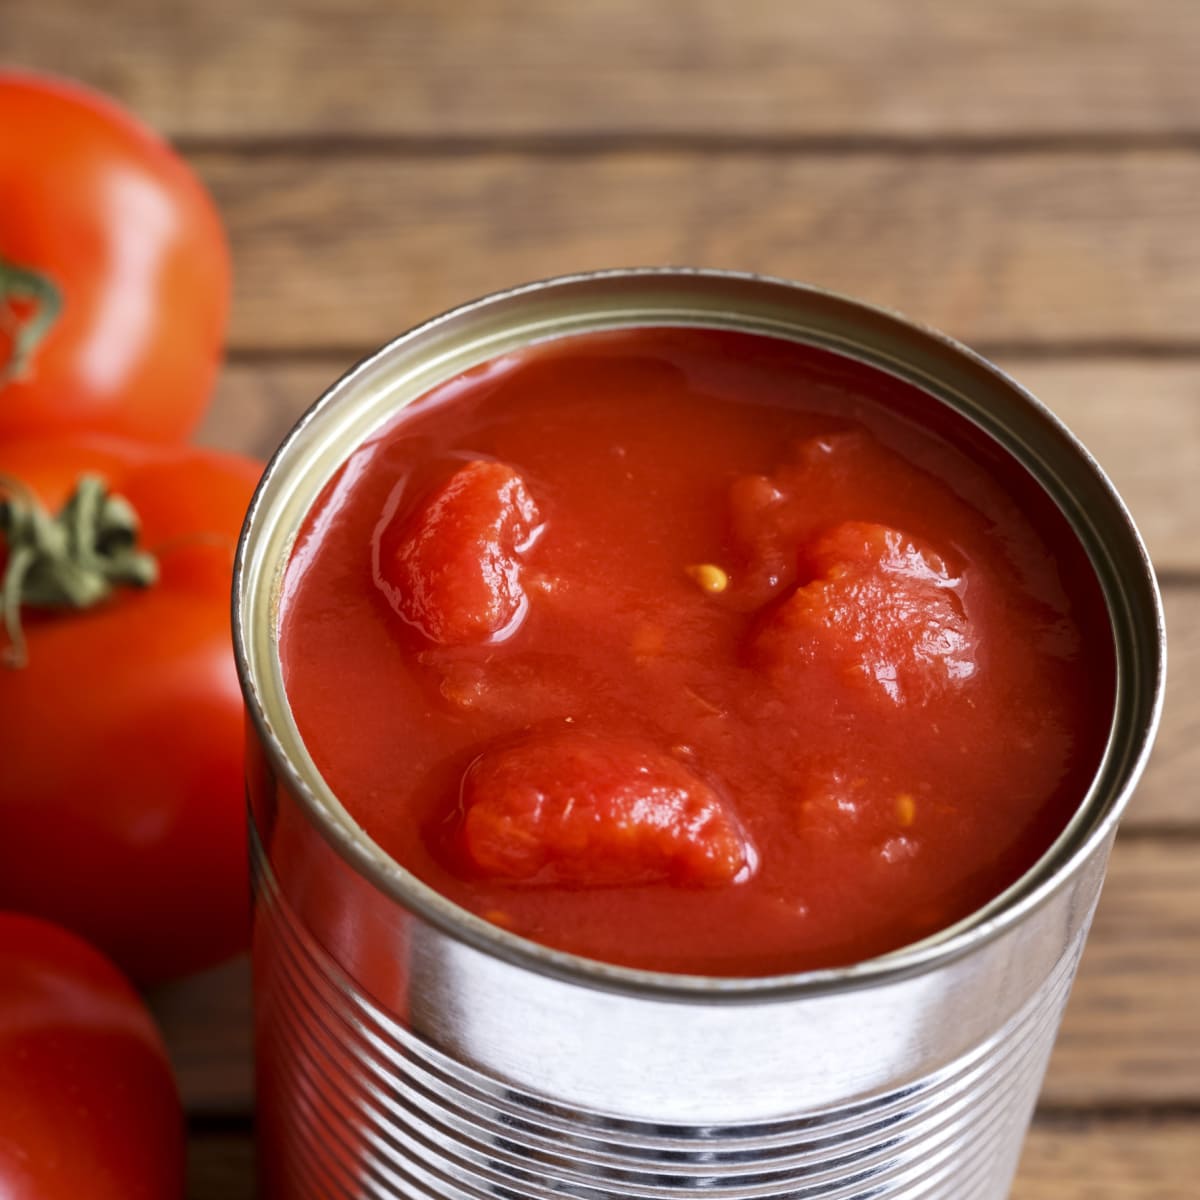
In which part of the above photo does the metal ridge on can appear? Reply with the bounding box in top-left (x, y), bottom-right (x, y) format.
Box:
top-left (233, 268), bottom-right (1166, 1198)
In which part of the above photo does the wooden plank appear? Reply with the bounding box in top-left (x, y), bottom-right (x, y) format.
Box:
top-left (1043, 840), bottom-right (1200, 1108)
top-left (192, 151), bottom-right (1200, 352)
top-left (1134, 587), bottom-right (1200, 828)
top-left (200, 355), bottom-right (1200, 575)
top-left (186, 1119), bottom-right (1200, 1199)
top-left (153, 839), bottom-right (1200, 1115)
top-left (7, 1), bottom-right (1200, 140)
top-left (149, 956), bottom-right (253, 1115)
top-left (1011, 361), bottom-right (1200, 579)
top-left (1013, 1119), bottom-right (1196, 1199)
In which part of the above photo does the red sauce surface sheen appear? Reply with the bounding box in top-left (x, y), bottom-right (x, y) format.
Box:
top-left (280, 328), bottom-right (1114, 977)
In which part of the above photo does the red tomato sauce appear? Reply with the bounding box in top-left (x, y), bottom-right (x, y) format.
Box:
top-left (279, 328), bottom-right (1114, 977)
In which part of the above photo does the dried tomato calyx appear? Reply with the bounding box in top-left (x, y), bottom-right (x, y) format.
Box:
top-left (0, 474), bottom-right (158, 668)
top-left (0, 257), bottom-right (63, 386)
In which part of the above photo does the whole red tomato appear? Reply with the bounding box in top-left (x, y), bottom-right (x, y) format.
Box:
top-left (0, 436), bottom-right (261, 983)
top-left (0, 72), bottom-right (229, 443)
top-left (0, 912), bottom-right (184, 1199)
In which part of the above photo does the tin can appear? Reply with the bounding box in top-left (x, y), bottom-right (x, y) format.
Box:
top-left (233, 270), bottom-right (1165, 1199)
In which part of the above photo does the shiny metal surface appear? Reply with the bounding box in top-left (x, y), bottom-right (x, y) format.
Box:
top-left (251, 822), bottom-right (1101, 1199)
top-left (234, 270), bottom-right (1166, 1198)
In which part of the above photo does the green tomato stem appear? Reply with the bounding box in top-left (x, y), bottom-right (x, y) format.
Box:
top-left (0, 257), bottom-right (63, 385)
top-left (0, 474), bottom-right (158, 668)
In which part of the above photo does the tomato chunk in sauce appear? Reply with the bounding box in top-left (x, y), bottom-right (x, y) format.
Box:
top-left (753, 520), bottom-right (974, 707)
top-left (376, 459), bottom-right (541, 645)
top-left (280, 328), bottom-right (1114, 977)
top-left (461, 732), bottom-right (755, 887)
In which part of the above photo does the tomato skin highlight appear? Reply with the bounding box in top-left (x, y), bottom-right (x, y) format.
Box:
top-left (0, 71), bottom-right (229, 443)
top-left (0, 436), bottom-right (261, 984)
top-left (0, 912), bottom-right (184, 1200)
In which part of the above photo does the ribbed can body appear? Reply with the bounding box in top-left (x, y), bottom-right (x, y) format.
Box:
top-left (248, 782), bottom-right (1106, 1200)
top-left (235, 271), bottom-right (1165, 1200)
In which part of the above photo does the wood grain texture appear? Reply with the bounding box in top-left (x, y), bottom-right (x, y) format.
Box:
top-left (1010, 360), bottom-right (1200, 579)
top-left (1137, 587), bottom-right (1200, 827)
top-left (6, 1), bottom-right (1200, 141)
top-left (152, 838), bottom-right (1200, 1115)
top-left (185, 1118), bottom-right (1200, 1199)
top-left (1044, 840), bottom-right (1200, 1107)
top-left (1015, 1120), bottom-right (1200, 1199)
top-left (189, 151), bottom-right (1200, 353)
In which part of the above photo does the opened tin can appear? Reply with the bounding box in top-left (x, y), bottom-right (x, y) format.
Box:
top-left (233, 270), bottom-right (1165, 1199)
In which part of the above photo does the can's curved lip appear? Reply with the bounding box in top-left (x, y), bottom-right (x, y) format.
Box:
top-left (233, 266), bottom-right (1167, 1003)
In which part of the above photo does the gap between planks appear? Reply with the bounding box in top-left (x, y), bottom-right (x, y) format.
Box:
top-left (172, 131), bottom-right (1200, 159)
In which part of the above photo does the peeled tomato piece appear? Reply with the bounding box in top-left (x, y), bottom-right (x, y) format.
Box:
top-left (754, 521), bottom-right (975, 706)
top-left (460, 732), bottom-right (756, 888)
top-left (378, 459), bottom-right (540, 645)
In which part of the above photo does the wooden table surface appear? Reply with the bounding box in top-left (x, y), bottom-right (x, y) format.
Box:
top-left (8, 3), bottom-right (1200, 1196)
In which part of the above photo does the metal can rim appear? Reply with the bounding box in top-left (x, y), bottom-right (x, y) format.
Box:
top-left (232, 266), bottom-right (1167, 1002)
